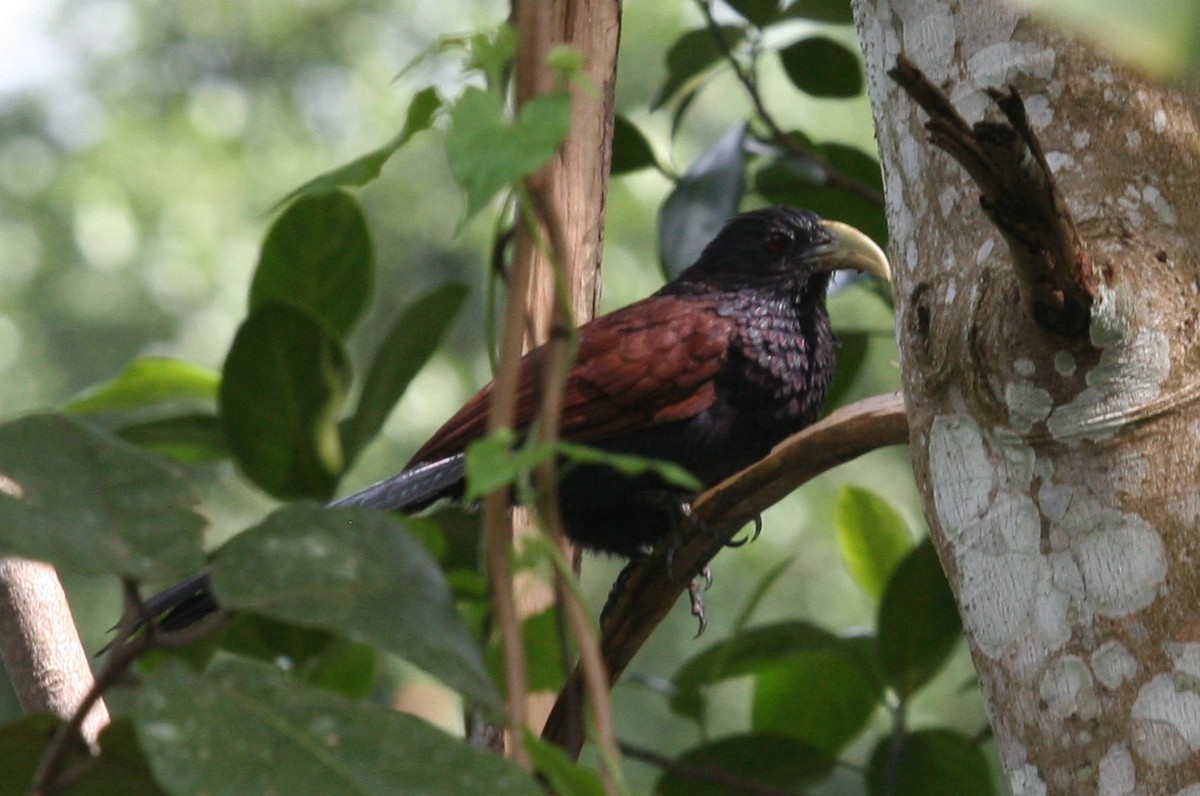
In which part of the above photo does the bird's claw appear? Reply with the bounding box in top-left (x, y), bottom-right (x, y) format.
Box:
top-left (722, 515), bottom-right (764, 548)
top-left (688, 570), bottom-right (711, 638)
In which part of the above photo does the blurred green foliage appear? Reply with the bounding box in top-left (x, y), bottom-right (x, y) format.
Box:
top-left (0, 0), bottom-right (998, 793)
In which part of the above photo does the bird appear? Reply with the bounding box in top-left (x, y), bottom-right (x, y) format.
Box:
top-left (134, 206), bottom-right (889, 634)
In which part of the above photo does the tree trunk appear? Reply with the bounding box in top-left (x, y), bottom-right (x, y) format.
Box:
top-left (854, 1), bottom-right (1200, 792)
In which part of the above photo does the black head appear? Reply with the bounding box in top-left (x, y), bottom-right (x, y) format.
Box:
top-left (675, 206), bottom-right (889, 294)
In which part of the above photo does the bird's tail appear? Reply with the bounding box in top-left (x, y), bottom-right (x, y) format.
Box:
top-left (110, 454), bottom-right (467, 647)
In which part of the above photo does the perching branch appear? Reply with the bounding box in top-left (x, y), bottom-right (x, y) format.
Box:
top-left (888, 55), bottom-right (1098, 336)
top-left (541, 391), bottom-right (910, 755)
top-left (0, 558), bottom-right (110, 749)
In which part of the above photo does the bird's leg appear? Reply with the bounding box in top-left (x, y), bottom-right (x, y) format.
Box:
top-left (600, 555), bottom-right (646, 631)
top-left (636, 490), bottom-right (718, 637)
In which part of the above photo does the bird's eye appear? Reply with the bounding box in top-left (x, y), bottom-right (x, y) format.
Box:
top-left (766, 234), bottom-right (791, 253)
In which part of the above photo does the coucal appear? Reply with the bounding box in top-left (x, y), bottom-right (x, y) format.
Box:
top-left (138, 206), bottom-right (889, 632)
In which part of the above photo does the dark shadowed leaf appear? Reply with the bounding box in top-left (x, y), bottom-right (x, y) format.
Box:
top-left (728, 0), bottom-right (782, 27)
top-left (116, 413), bottom-right (228, 463)
top-left (488, 608), bottom-right (566, 693)
top-left (62, 357), bottom-right (219, 414)
top-left (867, 729), bottom-right (995, 796)
top-left (754, 144), bottom-right (887, 245)
top-left (446, 87), bottom-right (572, 220)
top-left (251, 191), bottom-right (373, 337)
top-left (658, 123), bottom-right (747, 278)
top-left (211, 504), bottom-right (500, 711)
top-left (836, 486), bottom-right (913, 600)
top-left (275, 87), bottom-right (440, 208)
top-left (671, 620), bottom-right (839, 720)
top-left (0, 714), bottom-right (64, 796)
top-left (878, 539), bottom-right (962, 698)
top-left (610, 114), bottom-right (659, 175)
top-left (0, 414), bottom-right (205, 580)
top-left (778, 36), bottom-right (863, 98)
top-left (782, 0), bottom-right (854, 23)
top-left (824, 331), bottom-right (870, 410)
top-left (751, 635), bottom-right (881, 753)
top-left (656, 734), bottom-right (835, 796)
top-left (527, 735), bottom-right (607, 796)
top-left (340, 282), bottom-right (468, 463)
top-left (653, 27), bottom-right (745, 110)
top-left (220, 304), bottom-right (350, 501)
top-left (136, 658), bottom-right (539, 796)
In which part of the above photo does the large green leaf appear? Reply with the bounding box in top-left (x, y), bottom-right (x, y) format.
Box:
top-left (877, 539), bottom-right (962, 698)
top-left (656, 734), bottom-right (835, 796)
top-left (0, 715), bottom-right (169, 796)
top-left (652, 26), bottom-right (745, 110)
top-left (275, 87), bottom-right (441, 208)
top-left (250, 190), bottom-right (373, 337)
top-left (835, 486), bottom-right (913, 600)
top-left (526, 735), bottom-right (606, 796)
top-left (340, 282), bottom-right (469, 463)
top-left (62, 357), bottom-right (219, 414)
top-left (0, 414), bottom-right (205, 580)
top-left (782, 0), bottom-right (854, 24)
top-left (727, 0), bottom-right (782, 28)
top-left (778, 36), bottom-right (863, 98)
top-left (220, 304), bottom-right (350, 501)
top-left (610, 114), bottom-right (659, 175)
top-left (210, 504), bottom-right (500, 711)
top-left (867, 729), bottom-right (996, 796)
top-left (136, 658), bottom-right (539, 796)
top-left (658, 123), bottom-right (747, 278)
top-left (116, 413), bottom-right (228, 463)
top-left (751, 636), bottom-right (881, 754)
top-left (446, 87), bottom-right (572, 220)
top-left (670, 620), bottom-right (840, 720)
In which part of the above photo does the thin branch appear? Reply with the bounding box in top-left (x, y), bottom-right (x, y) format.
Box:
top-left (542, 392), bottom-right (910, 755)
top-left (693, 0), bottom-right (884, 207)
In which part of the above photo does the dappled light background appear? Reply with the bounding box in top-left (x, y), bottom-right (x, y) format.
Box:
top-left (0, 1), bottom-right (968, 791)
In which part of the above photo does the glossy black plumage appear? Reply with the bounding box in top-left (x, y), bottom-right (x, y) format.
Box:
top-left (137, 206), bottom-right (888, 629)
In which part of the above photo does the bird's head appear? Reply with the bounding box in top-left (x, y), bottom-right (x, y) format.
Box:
top-left (684, 206), bottom-right (890, 295)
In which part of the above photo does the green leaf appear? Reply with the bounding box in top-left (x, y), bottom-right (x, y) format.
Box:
top-left (877, 539), bottom-right (962, 698)
top-left (211, 504), bottom-right (500, 712)
top-left (446, 87), bottom-right (572, 221)
top-left (136, 658), bottom-right (540, 796)
top-left (867, 729), bottom-right (996, 796)
top-left (824, 331), bottom-right (870, 410)
top-left (275, 87), bottom-right (441, 208)
top-left (116, 413), bottom-right (228, 463)
top-left (0, 715), bottom-right (170, 796)
top-left (778, 36), bottom-right (863, 98)
top-left (610, 114), bottom-right (658, 175)
top-left (754, 144), bottom-right (887, 245)
top-left (658, 123), bottom-right (747, 278)
top-left (835, 486), bottom-right (913, 600)
top-left (671, 621), bottom-right (840, 721)
top-left (251, 190), bottom-right (373, 337)
top-left (728, 0), bottom-right (782, 27)
top-left (652, 26), bottom-right (745, 110)
top-left (488, 608), bottom-right (566, 693)
top-left (62, 357), bottom-right (219, 414)
top-left (220, 304), bottom-right (350, 501)
top-left (463, 430), bottom-right (556, 502)
top-left (526, 734), bottom-right (607, 796)
top-left (340, 282), bottom-right (469, 463)
top-left (656, 734), bottom-right (835, 796)
top-left (782, 0), bottom-right (855, 24)
top-left (557, 443), bottom-right (702, 492)
top-left (751, 635), bottom-right (881, 753)
top-left (0, 414), bottom-right (205, 580)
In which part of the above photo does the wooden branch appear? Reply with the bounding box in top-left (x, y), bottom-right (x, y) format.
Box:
top-left (541, 391), bottom-right (910, 755)
top-left (0, 558), bottom-right (109, 748)
top-left (888, 55), bottom-right (1098, 336)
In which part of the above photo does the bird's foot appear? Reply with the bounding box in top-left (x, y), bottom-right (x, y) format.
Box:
top-left (722, 515), bottom-right (763, 548)
top-left (688, 567), bottom-right (713, 637)
top-left (600, 555), bottom-right (645, 631)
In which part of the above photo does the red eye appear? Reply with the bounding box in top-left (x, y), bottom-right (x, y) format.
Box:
top-left (767, 237), bottom-right (789, 253)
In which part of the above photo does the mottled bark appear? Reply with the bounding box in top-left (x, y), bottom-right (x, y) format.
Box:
top-left (854, 1), bottom-right (1200, 793)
